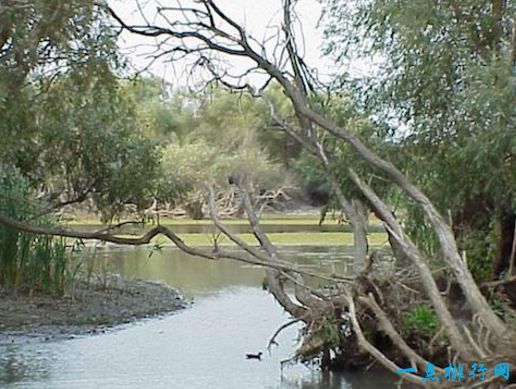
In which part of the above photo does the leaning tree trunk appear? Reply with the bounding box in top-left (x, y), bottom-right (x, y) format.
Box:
top-left (2, 1), bottom-right (513, 385)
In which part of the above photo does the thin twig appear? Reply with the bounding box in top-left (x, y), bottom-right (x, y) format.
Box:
top-left (267, 318), bottom-right (302, 351)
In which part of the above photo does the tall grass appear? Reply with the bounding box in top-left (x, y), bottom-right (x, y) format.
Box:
top-left (0, 166), bottom-right (71, 295)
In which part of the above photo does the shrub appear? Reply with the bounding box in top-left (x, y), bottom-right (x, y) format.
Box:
top-left (402, 304), bottom-right (438, 337)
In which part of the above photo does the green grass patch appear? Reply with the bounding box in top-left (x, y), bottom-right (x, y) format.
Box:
top-left (402, 304), bottom-right (438, 336)
top-left (149, 232), bottom-right (388, 247)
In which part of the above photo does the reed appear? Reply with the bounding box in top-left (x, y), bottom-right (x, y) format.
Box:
top-left (0, 167), bottom-right (71, 295)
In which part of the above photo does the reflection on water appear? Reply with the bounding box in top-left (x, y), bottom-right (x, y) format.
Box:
top-left (0, 246), bottom-right (397, 389)
top-left (96, 245), bottom-right (354, 297)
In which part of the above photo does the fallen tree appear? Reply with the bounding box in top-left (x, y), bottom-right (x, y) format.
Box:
top-left (1, 0), bottom-right (515, 387)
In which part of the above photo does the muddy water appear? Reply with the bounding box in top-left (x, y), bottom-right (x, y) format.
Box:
top-left (0, 246), bottom-right (397, 389)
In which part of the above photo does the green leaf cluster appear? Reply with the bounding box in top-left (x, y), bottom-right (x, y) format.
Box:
top-left (402, 304), bottom-right (438, 337)
top-left (0, 1), bottom-right (161, 219)
top-left (322, 0), bottom-right (515, 268)
top-left (0, 166), bottom-right (70, 295)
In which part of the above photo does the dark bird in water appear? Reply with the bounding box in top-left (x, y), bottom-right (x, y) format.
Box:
top-left (245, 351), bottom-right (263, 360)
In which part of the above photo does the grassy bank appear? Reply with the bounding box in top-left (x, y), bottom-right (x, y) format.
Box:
top-left (150, 232), bottom-right (388, 247)
top-left (67, 214), bottom-right (387, 247)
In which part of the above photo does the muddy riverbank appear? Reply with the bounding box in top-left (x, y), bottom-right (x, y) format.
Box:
top-left (0, 276), bottom-right (186, 344)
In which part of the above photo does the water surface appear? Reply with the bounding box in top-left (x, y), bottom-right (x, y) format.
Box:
top-left (0, 246), bottom-right (397, 388)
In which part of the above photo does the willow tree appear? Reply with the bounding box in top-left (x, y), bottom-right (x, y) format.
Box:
top-left (0, 0), bottom-right (160, 218)
top-left (1, 0), bottom-right (515, 386)
top-left (322, 0), bottom-right (516, 281)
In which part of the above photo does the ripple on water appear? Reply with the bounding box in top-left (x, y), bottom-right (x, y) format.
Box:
top-left (0, 247), bottom-right (397, 389)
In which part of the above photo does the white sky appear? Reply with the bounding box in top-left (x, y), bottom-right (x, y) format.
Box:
top-left (108, 0), bottom-right (378, 90)
top-left (109, 0), bottom-right (338, 87)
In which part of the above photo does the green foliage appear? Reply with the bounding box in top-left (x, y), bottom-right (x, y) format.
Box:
top-left (322, 0), bottom-right (516, 271)
top-left (123, 77), bottom-right (197, 145)
top-left (489, 297), bottom-right (506, 317)
top-left (401, 204), bottom-right (439, 257)
top-left (292, 152), bottom-right (331, 197)
top-left (160, 139), bottom-right (283, 199)
top-left (323, 0), bottom-right (516, 205)
top-left (0, 167), bottom-right (72, 295)
top-left (35, 75), bottom-right (160, 220)
top-left (0, 1), bottom-right (120, 85)
top-left (292, 90), bottom-right (392, 210)
top-left (320, 315), bottom-right (342, 348)
top-left (488, 296), bottom-right (516, 325)
top-left (0, 2), bottom-right (162, 219)
top-left (402, 304), bottom-right (438, 336)
top-left (460, 227), bottom-right (496, 283)
top-left (157, 88), bottom-right (287, 206)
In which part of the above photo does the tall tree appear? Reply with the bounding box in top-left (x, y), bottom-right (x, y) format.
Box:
top-left (1, 1), bottom-right (515, 383)
top-left (323, 0), bottom-right (516, 278)
top-left (0, 0), bottom-right (159, 218)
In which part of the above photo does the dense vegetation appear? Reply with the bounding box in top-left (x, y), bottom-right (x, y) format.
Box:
top-left (0, 0), bottom-right (514, 292)
top-left (1, 1), bottom-right (515, 382)
top-left (322, 0), bottom-right (516, 279)
top-left (0, 168), bottom-right (70, 294)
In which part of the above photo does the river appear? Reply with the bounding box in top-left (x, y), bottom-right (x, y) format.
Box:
top-left (0, 245), bottom-right (397, 388)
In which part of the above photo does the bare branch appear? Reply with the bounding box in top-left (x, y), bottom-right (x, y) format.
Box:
top-left (348, 168), bottom-right (476, 359)
top-left (107, 6), bottom-right (248, 57)
top-left (232, 176), bottom-right (307, 317)
top-left (0, 210), bottom-right (347, 285)
top-left (267, 318), bottom-right (302, 351)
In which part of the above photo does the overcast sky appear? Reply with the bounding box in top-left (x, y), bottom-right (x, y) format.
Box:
top-left (109, 0), bottom-right (335, 87)
top-left (108, 0), bottom-right (378, 89)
